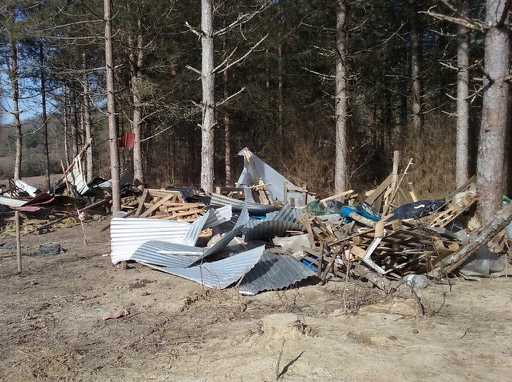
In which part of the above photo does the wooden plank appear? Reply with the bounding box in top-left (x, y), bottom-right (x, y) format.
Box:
top-left (135, 189), bottom-right (149, 217)
top-left (365, 174), bottom-right (393, 205)
top-left (140, 193), bottom-right (175, 218)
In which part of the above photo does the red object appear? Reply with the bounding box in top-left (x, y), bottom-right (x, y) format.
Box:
top-left (119, 132), bottom-right (135, 149)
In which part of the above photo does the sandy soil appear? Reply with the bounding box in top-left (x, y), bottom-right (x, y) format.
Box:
top-left (0, 220), bottom-right (511, 381)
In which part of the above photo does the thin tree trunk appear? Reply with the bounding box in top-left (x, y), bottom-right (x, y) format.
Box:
top-left (409, 0), bottom-right (422, 132)
top-left (476, 0), bottom-right (510, 225)
top-left (200, 0), bottom-right (215, 194)
top-left (70, 85), bottom-right (79, 158)
top-left (129, 16), bottom-right (144, 188)
top-left (222, 19), bottom-right (231, 187)
top-left (39, 43), bottom-right (51, 190)
top-left (63, 83), bottom-right (70, 167)
top-left (334, 0), bottom-right (348, 193)
top-left (8, 37), bottom-right (22, 180)
top-left (278, 32), bottom-right (284, 143)
top-left (104, 0), bottom-right (121, 213)
top-left (456, 21), bottom-right (470, 187)
top-left (82, 53), bottom-right (93, 182)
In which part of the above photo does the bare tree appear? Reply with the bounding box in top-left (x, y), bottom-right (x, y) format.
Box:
top-left (6, 34), bottom-right (23, 180)
top-left (39, 42), bottom-right (51, 190)
top-left (200, 0), bottom-right (215, 194)
top-left (128, 14), bottom-right (144, 188)
top-left (476, 0), bottom-right (510, 224)
top-left (104, 0), bottom-right (121, 213)
top-left (409, 0), bottom-right (423, 132)
top-left (82, 52), bottom-right (93, 182)
top-left (456, 14), bottom-right (469, 187)
top-left (334, 0), bottom-right (348, 193)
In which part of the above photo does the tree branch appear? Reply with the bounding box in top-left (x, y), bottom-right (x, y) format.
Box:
top-left (421, 10), bottom-right (483, 31)
top-left (217, 87), bottom-right (245, 107)
top-left (214, 34), bottom-right (268, 75)
top-left (184, 21), bottom-right (202, 38)
top-left (438, 0), bottom-right (484, 30)
top-left (213, 1), bottom-right (271, 37)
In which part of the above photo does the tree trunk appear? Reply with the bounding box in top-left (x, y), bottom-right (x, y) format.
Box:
top-left (129, 16), bottom-right (145, 189)
top-left (82, 52), bottom-right (93, 182)
top-left (409, 0), bottom-right (422, 132)
top-left (39, 43), bottom-right (51, 190)
top-left (476, 0), bottom-right (510, 225)
top-left (8, 37), bottom-right (22, 180)
top-left (456, 21), bottom-right (470, 187)
top-left (334, 0), bottom-right (348, 193)
top-left (63, 83), bottom-right (70, 167)
top-left (222, 19), bottom-right (231, 187)
top-left (200, 0), bottom-right (215, 194)
top-left (70, 85), bottom-right (79, 158)
top-left (104, 0), bottom-right (121, 213)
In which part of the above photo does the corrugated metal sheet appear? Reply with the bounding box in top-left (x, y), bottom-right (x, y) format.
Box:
top-left (140, 246), bottom-right (265, 289)
top-left (204, 205), bottom-right (232, 228)
top-left (242, 204), bottom-right (304, 241)
top-left (132, 241), bottom-right (202, 267)
top-left (97, 170), bottom-right (133, 189)
top-left (67, 160), bottom-right (89, 195)
top-left (110, 214), bottom-right (208, 264)
top-left (200, 205), bottom-right (250, 260)
top-left (181, 210), bottom-right (210, 246)
top-left (236, 148), bottom-right (312, 206)
top-left (210, 193), bottom-right (278, 215)
top-left (239, 251), bottom-right (316, 295)
top-left (244, 220), bottom-right (302, 241)
top-left (0, 196), bottom-right (27, 207)
top-left (15, 180), bottom-right (39, 197)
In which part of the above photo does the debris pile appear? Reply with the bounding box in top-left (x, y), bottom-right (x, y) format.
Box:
top-left (2, 147), bottom-right (511, 295)
top-left (108, 148), bottom-right (512, 295)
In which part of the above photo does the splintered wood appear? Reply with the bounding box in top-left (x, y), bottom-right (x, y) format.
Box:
top-left (134, 189), bottom-right (206, 222)
top-left (302, 215), bottom-right (460, 288)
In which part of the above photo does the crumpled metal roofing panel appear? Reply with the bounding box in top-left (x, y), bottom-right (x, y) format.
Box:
top-left (236, 148), bottom-right (311, 206)
top-left (204, 205), bottom-right (232, 228)
top-left (244, 220), bottom-right (302, 241)
top-left (210, 193), bottom-right (278, 215)
top-left (0, 196), bottom-right (27, 208)
top-left (15, 180), bottom-right (39, 197)
top-left (200, 205), bottom-right (250, 260)
top-left (132, 241), bottom-right (203, 268)
top-left (110, 213), bottom-right (209, 264)
top-left (239, 251), bottom-right (316, 295)
top-left (140, 246), bottom-right (265, 289)
top-left (242, 204), bottom-right (304, 241)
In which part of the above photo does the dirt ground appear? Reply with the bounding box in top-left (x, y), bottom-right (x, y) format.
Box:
top-left (0, 218), bottom-right (511, 382)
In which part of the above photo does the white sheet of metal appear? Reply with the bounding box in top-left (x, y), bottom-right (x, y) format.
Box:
top-left (139, 246), bottom-right (265, 289)
top-left (110, 212), bottom-right (210, 264)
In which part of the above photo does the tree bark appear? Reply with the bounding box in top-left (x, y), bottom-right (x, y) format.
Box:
top-left (334, 0), bottom-right (348, 193)
top-left (82, 52), bottom-right (93, 183)
top-left (63, 83), bottom-right (70, 167)
top-left (39, 43), bottom-right (51, 190)
top-left (476, 0), bottom-right (510, 225)
top-left (456, 20), bottom-right (470, 187)
top-left (222, 19), bottom-right (231, 187)
top-left (7, 37), bottom-right (22, 180)
top-left (104, 0), bottom-right (121, 213)
top-left (409, 0), bottom-right (422, 132)
top-left (129, 15), bottom-right (144, 189)
top-left (70, 84), bottom-right (79, 158)
top-left (200, 0), bottom-right (215, 194)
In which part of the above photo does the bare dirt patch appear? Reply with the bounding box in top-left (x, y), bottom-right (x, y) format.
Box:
top-left (0, 221), bottom-right (511, 381)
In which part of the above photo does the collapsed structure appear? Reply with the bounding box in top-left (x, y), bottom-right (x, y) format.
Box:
top-left (1, 148), bottom-right (511, 295)
top-left (110, 148), bottom-right (512, 294)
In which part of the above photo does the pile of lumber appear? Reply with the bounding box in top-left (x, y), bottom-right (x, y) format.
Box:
top-left (134, 189), bottom-right (206, 222)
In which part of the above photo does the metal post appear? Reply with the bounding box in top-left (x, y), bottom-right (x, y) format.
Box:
top-left (15, 211), bottom-right (22, 273)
